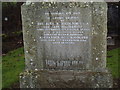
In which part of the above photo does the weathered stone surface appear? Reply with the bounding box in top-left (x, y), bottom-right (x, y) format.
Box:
top-left (20, 1), bottom-right (113, 88)
top-left (21, 2), bottom-right (107, 71)
top-left (20, 70), bottom-right (113, 88)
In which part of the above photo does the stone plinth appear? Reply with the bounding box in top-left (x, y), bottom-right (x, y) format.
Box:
top-left (20, 70), bottom-right (113, 88)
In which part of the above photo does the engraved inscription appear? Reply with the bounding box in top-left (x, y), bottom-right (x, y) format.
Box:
top-left (37, 11), bottom-right (90, 45)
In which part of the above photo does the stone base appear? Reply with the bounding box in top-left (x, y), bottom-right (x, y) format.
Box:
top-left (20, 70), bottom-right (113, 88)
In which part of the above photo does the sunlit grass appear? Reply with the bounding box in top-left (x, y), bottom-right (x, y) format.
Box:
top-left (2, 47), bottom-right (25, 88)
top-left (107, 48), bottom-right (120, 78)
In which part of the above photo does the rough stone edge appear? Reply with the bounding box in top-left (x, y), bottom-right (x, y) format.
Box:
top-left (20, 70), bottom-right (113, 88)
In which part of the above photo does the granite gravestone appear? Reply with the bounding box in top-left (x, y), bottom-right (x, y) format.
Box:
top-left (20, 1), bottom-right (113, 88)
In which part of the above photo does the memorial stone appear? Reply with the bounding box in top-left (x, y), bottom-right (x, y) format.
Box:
top-left (20, 1), bottom-right (113, 88)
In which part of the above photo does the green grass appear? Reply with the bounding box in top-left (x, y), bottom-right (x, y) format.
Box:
top-left (2, 47), bottom-right (25, 88)
top-left (107, 48), bottom-right (120, 78)
top-left (2, 47), bottom-right (120, 88)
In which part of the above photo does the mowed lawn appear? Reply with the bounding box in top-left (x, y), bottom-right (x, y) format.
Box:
top-left (2, 48), bottom-right (25, 88)
top-left (2, 47), bottom-right (120, 88)
top-left (107, 48), bottom-right (120, 78)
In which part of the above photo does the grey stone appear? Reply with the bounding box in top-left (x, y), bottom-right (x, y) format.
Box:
top-left (20, 1), bottom-right (113, 88)
top-left (21, 2), bottom-right (107, 71)
top-left (20, 70), bottom-right (113, 88)
top-left (107, 37), bottom-right (115, 45)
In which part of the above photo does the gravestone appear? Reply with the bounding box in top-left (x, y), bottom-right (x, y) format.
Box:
top-left (20, 1), bottom-right (113, 88)
top-left (107, 37), bottom-right (115, 45)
